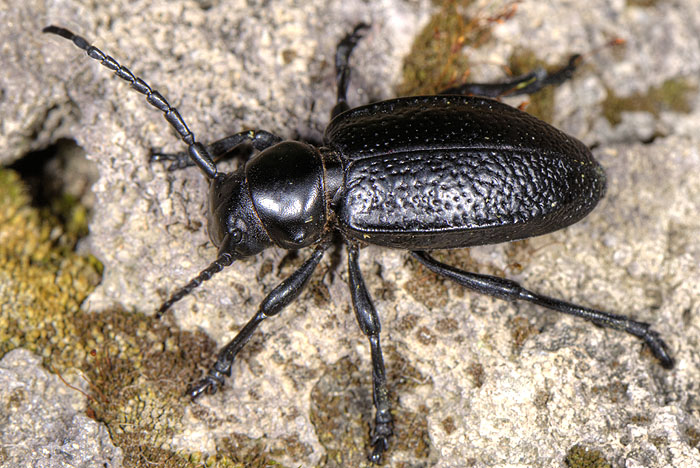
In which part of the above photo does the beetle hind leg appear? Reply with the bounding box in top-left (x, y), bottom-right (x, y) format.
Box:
top-left (347, 242), bottom-right (393, 464)
top-left (331, 23), bottom-right (370, 119)
top-left (438, 54), bottom-right (581, 98)
top-left (411, 251), bottom-right (674, 369)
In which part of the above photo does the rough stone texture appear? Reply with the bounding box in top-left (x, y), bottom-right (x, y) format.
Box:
top-left (0, 348), bottom-right (123, 468)
top-left (2, 0), bottom-right (700, 467)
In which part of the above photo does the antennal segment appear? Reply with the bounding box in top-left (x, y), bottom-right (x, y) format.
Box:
top-left (156, 253), bottom-right (235, 318)
top-left (43, 25), bottom-right (218, 179)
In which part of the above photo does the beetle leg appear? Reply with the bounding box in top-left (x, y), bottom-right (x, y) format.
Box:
top-left (438, 54), bottom-right (582, 98)
top-left (151, 129), bottom-right (283, 171)
top-left (411, 251), bottom-right (674, 369)
top-left (188, 241), bottom-right (329, 399)
top-left (346, 242), bottom-right (393, 464)
top-left (331, 23), bottom-right (370, 119)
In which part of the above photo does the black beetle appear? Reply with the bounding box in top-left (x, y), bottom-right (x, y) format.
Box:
top-left (44, 24), bottom-right (673, 463)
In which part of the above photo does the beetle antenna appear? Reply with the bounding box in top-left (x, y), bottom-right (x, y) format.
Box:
top-left (156, 253), bottom-right (235, 318)
top-left (42, 25), bottom-right (218, 179)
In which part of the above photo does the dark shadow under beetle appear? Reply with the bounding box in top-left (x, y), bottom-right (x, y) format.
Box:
top-left (43, 23), bottom-right (673, 464)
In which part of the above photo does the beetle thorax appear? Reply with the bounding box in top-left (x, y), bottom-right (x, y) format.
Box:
top-left (245, 141), bottom-right (328, 249)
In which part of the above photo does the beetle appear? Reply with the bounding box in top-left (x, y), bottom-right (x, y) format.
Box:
top-left (44, 24), bottom-right (673, 463)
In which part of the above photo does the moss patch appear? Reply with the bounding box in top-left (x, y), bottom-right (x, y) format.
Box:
top-left (627, 0), bottom-right (660, 7)
top-left (602, 77), bottom-right (697, 127)
top-left (0, 168), bottom-right (100, 366)
top-left (0, 168), bottom-right (297, 468)
top-left (685, 425), bottom-right (700, 448)
top-left (565, 444), bottom-right (612, 468)
top-left (398, 0), bottom-right (518, 96)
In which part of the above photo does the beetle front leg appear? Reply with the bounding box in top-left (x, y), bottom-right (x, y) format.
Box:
top-left (151, 129), bottom-right (283, 171)
top-left (411, 251), bottom-right (674, 369)
top-left (189, 242), bottom-right (328, 398)
top-left (347, 243), bottom-right (393, 464)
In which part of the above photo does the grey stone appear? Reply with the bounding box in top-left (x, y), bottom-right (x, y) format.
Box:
top-left (0, 348), bottom-right (123, 468)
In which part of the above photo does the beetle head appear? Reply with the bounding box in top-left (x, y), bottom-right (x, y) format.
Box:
top-left (208, 170), bottom-right (273, 259)
top-left (156, 169), bottom-right (274, 317)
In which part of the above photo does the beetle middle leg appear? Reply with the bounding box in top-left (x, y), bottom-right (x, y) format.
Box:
top-left (346, 242), bottom-right (393, 464)
top-left (411, 251), bottom-right (674, 369)
top-left (188, 241), bottom-right (329, 398)
top-left (438, 54), bottom-right (581, 98)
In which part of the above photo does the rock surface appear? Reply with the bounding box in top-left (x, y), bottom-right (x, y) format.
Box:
top-left (2, 0), bottom-right (700, 467)
top-left (0, 349), bottom-right (123, 468)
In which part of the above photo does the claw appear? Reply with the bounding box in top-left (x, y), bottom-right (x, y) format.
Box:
top-left (368, 436), bottom-right (389, 464)
top-left (188, 377), bottom-right (219, 399)
top-left (149, 152), bottom-right (176, 162)
top-left (368, 417), bottom-right (392, 464)
top-left (150, 150), bottom-right (193, 171)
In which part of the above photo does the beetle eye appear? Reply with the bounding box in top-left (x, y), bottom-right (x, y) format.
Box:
top-left (229, 227), bottom-right (243, 243)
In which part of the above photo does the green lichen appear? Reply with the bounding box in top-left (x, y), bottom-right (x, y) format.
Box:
top-left (0, 168), bottom-right (295, 468)
top-left (602, 77), bottom-right (697, 126)
top-left (565, 445), bottom-right (612, 468)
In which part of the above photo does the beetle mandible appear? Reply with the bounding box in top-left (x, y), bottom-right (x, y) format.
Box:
top-left (43, 24), bottom-right (674, 463)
